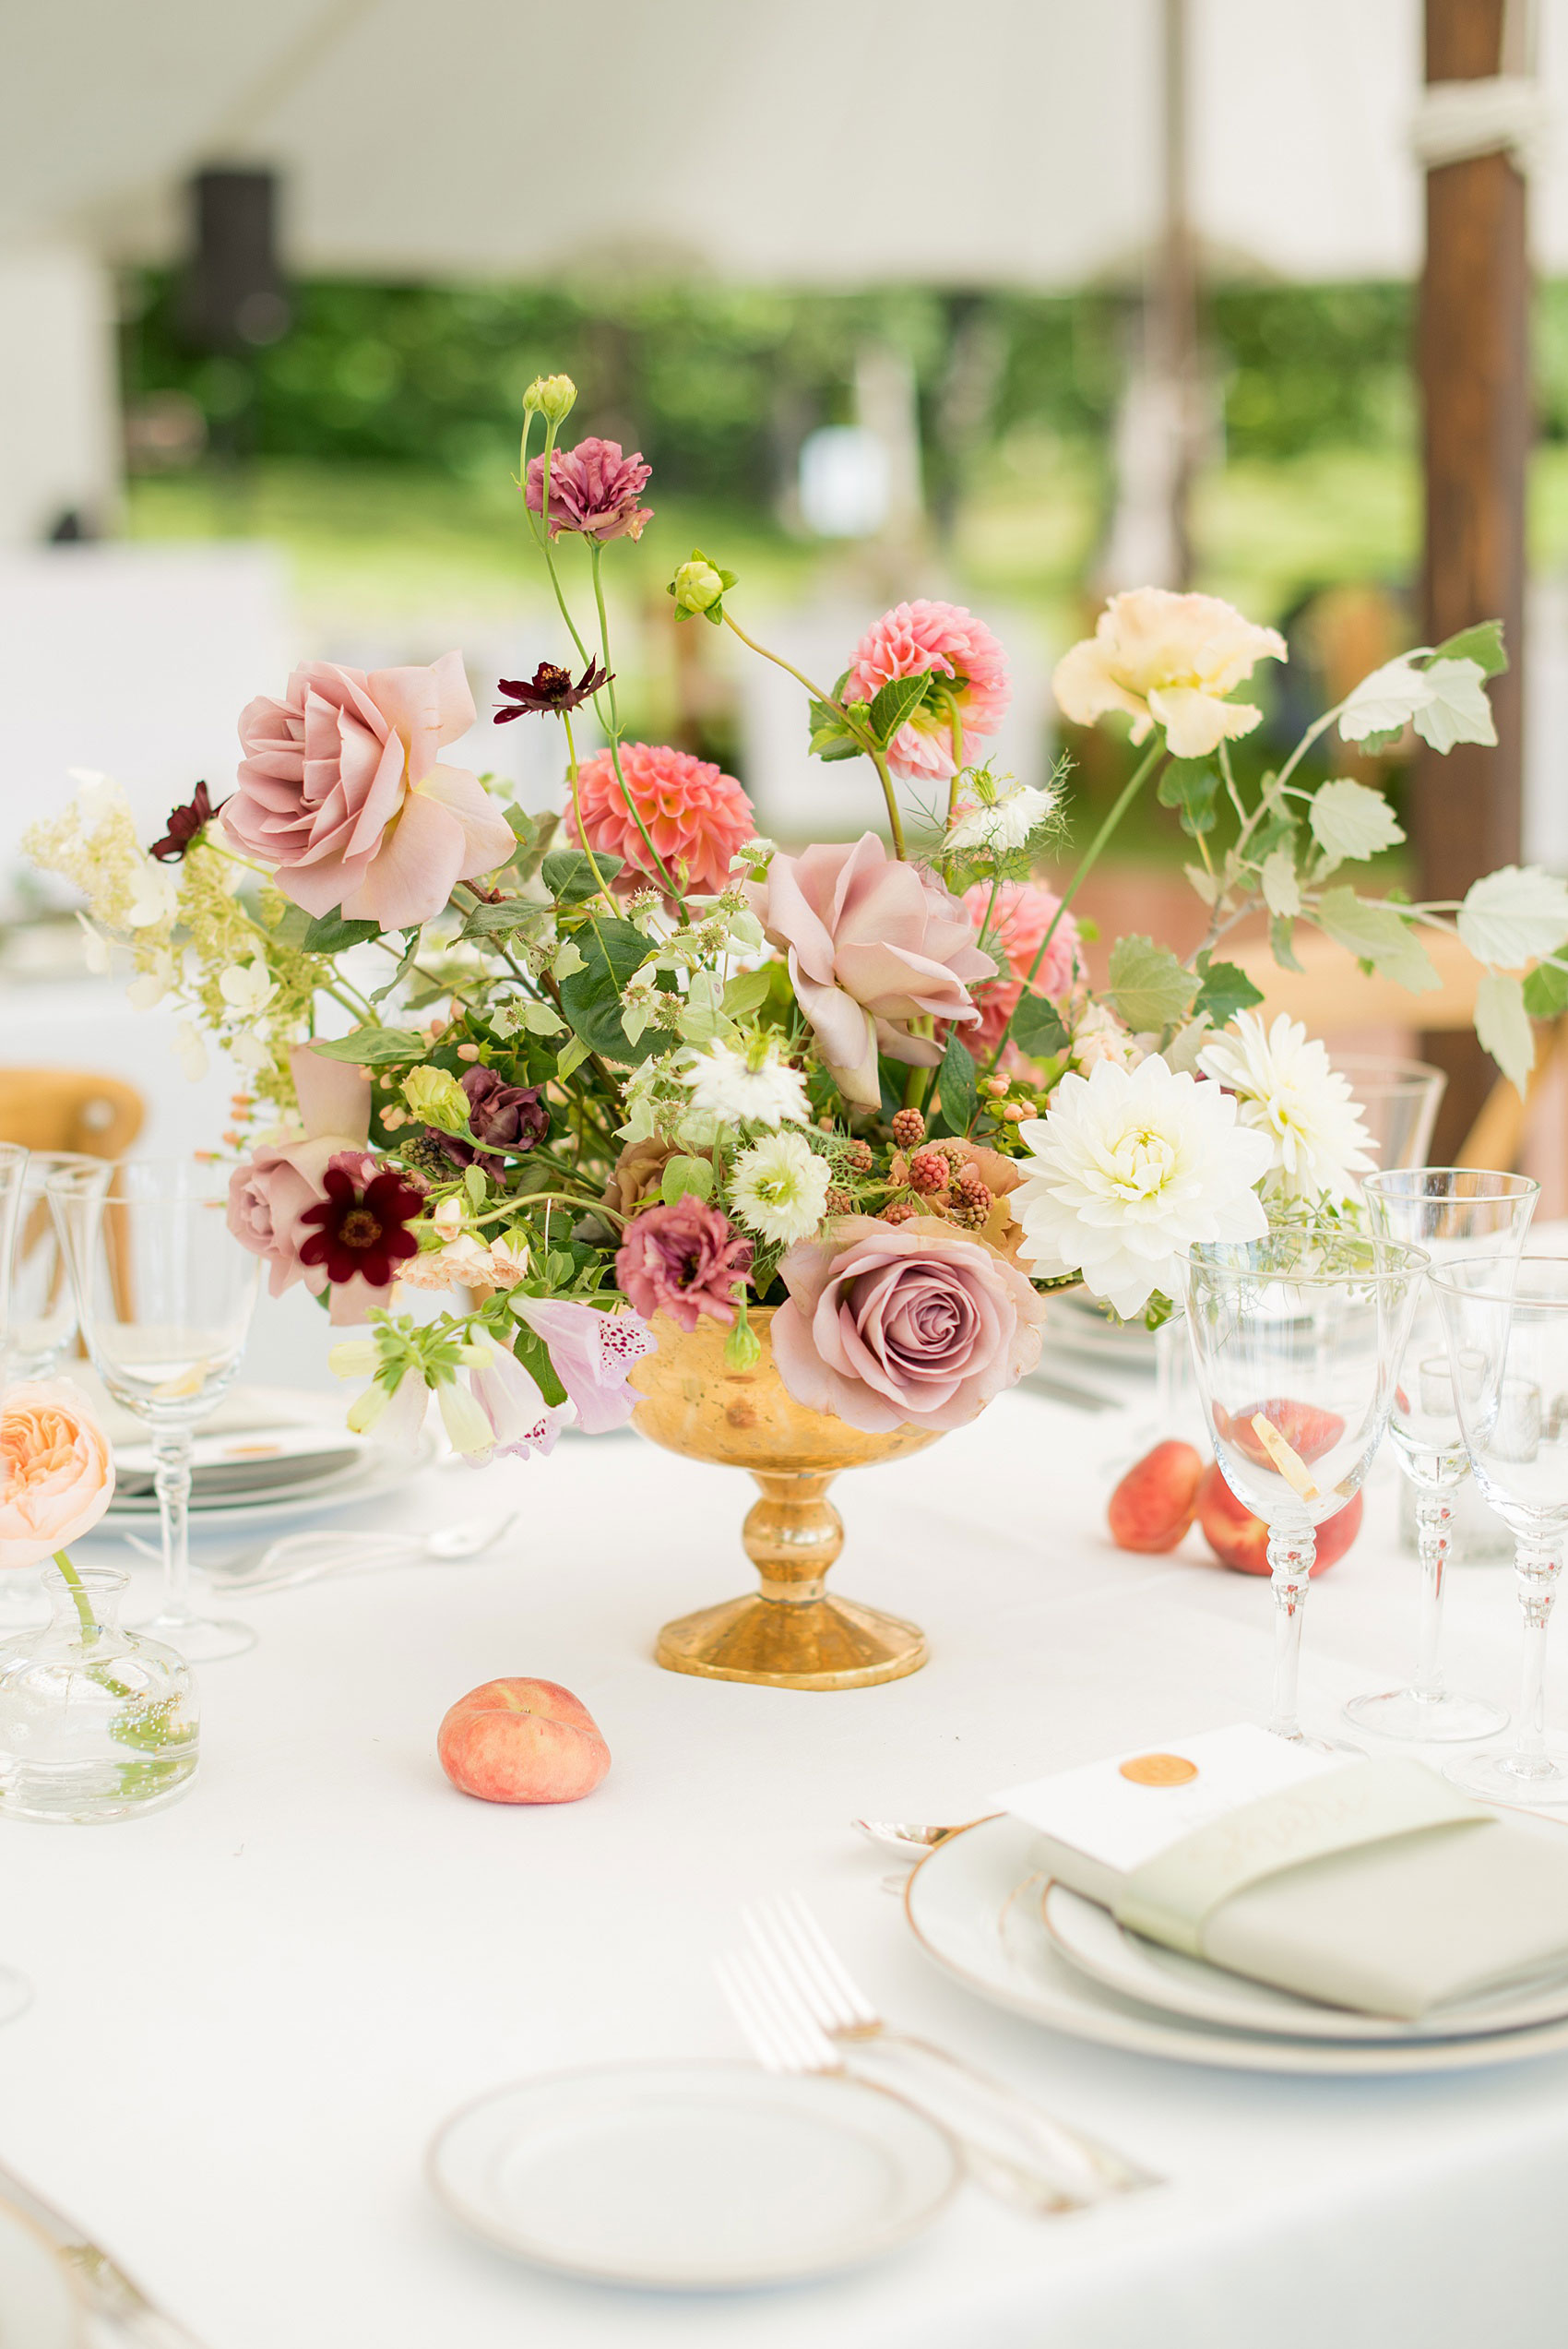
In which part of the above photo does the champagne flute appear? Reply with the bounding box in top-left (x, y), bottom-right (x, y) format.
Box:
top-left (1181, 1228), bottom-right (1426, 1753)
top-left (1348, 1168), bottom-right (1538, 1741)
top-left (1431, 1258), bottom-right (1568, 1804)
top-left (50, 1158), bottom-right (261, 1663)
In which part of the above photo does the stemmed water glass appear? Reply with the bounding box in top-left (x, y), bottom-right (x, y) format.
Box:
top-left (50, 1158), bottom-right (261, 1663)
top-left (0, 1146), bottom-right (35, 2016)
top-left (1346, 1168), bottom-right (1538, 1742)
top-left (1329, 1054), bottom-right (1447, 1183)
top-left (1431, 1258), bottom-right (1568, 1805)
top-left (0, 1151), bottom-right (102, 1633)
top-left (1181, 1228), bottom-right (1427, 1753)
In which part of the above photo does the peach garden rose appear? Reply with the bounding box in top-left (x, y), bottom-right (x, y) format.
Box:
top-left (1052, 589), bottom-right (1287, 759)
top-left (0, 1379), bottom-right (115, 1570)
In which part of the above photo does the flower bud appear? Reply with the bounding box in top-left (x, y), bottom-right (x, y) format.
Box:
top-left (403, 1065), bottom-right (471, 1135)
top-left (723, 1306), bottom-right (763, 1373)
top-left (672, 558), bottom-right (725, 617)
top-left (328, 1340), bottom-right (378, 1380)
top-left (523, 373), bottom-right (577, 426)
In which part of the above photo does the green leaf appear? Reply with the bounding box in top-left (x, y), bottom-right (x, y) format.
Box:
top-left (868, 672), bottom-right (933, 745)
top-left (555, 1034), bottom-right (591, 1079)
top-left (932, 1029), bottom-right (977, 1137)
top-left (462, 900), bottom-right (549, 938)
top-left (1524, 955), bottom-right (1568, 1019)
top-left (519, 1000), bottom-right (567, 1036)
top-left (1432, 619), bottom-right (1508, 678)
top-left (267, 903), bottom-right (314, 950)
top-left (1156, 759), bottom-right (1219, 838)
top-left (1259, 845), bottom-right (1301, 919)
top-left (303, 910), bottom-right (383, 952)
top-left (510, 1322), bottom-right (567, 1410)
top-left (660, 1154), bottom-right (715, 1207)
top-left (504, 803), bottom-right (540, 843)
top-left (1475, 968), bottom-right (1535, 1091)
top-left (721, 967), bottom-right (773, 1019)
top-left (309, 1026), bottom-right (426, 1067)
top-left (368, 928), bottom-right (422, 1006)
top-left (1010, 993), bottom-right (1069, 1060)
top-left (551, 938), bottom-right (586, 980)
top-left (1106, 936), bottom-right (1197, 1031)
top-left (543, 848), bottom-right (623, 902)
top-left (556, 918), bottom-right (658, 1065)
top-left (1457, 868), bottom-right (1568, 968)
top-left (1312, 888), bottom-right (1440, 992)
top-left (1270, 914), bottom-right (1304, 973)
top-left (1309, 779), bottom-right (1405, 865)
top-left (1192, 960), bottom-right (1264, 1028)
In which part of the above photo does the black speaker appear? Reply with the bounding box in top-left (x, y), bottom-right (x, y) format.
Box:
top-left (180, 169), bottom-right (291, 352)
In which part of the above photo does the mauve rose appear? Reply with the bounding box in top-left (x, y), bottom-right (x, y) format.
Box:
top-left (614, 1196), bottom-right (753, 1332)
top-left (429, 1066), bottom-right (549, 1174)
top-left (770, 1214), bottom-right (1047, 1435)
top-left (747, 833), bottom-right (992, 1108)
top-left (223, 652), bottom-right (515, 931)
top-left (227, 1046), bottom-right (408, 1327)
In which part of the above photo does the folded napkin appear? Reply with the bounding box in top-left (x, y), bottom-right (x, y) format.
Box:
top-left (1004, 1735), bottom-right (1568, 2020)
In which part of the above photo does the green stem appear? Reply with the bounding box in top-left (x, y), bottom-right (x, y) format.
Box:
top-left (561, 709), bottom-right (619, 911)
top-left (943, 688), bottom-right (966, 821)
top-left (522, 417), bottom-right (596, 671)
top-left (588, 542), bottom-right (690, 912)
top-left (52, 1550), bottom-right (97, 1645)
top-left (985, 736), bottom-right (1166, 1073)
top-left (720, 609), bottom-right (908, 856)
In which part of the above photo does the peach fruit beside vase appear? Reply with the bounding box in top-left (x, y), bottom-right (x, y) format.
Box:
top-left (628, 1307), bottom-right (942, 1691)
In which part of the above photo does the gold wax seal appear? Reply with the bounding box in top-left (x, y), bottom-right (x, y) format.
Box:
top-left (1119, 1752), bottom-right (1199, 1787)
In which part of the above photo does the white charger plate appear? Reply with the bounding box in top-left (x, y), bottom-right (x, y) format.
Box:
top-left (429, 2062), bottom-right (957, 2290)
top-left (0, 2200), bottom-right (85, 2349)
top-left (1041, 1874), bottom-right (1568, 2044)
top-left (100, 1428), bottom-right (438, 1530)
top-left (904, 1815), bottom-right (1568, 2076)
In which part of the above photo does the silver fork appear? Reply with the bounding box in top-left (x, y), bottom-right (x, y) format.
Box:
top-left (714, 1947), bottom-right (1087, 2216)
top-left (744, 1893), bottom-right (1158, 2201)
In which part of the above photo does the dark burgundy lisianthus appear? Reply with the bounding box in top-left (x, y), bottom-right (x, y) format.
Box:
top-left (494, 659), bottom-right (609, 722)
top-left (614, 1195), bottom-right (753, 1333)
top-left (151, 781), bottom-right (225, 862)
top-left (428, 1065), bottom-right (550, 1174)
top-left (525, 438), bottom-right (653, 543)
top-left (296, 1154), bottom-right (424, 1289)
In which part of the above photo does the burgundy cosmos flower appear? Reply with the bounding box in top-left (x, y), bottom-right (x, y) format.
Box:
top-left (613, 1195), bottom-right (753, 1333)
top-left (494, 660), bottom-right (609, 723)
top-left (150, 781), bottom-right (225, 862)
top-left (296, 1152), bottom-right (424, 1290)
top-left (525, 438), bottom-right (653, 543)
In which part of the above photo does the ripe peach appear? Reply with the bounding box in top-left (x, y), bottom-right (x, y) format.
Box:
top-left (1218, 1398), bottom-right (1345, 1469)
top-left (437, 1677), bottom-right (611, 1805)
top-left (1107, 1441), bottom-right (1206, 1554)
top-left (1195, 1461), bottom-right (1363, 1576)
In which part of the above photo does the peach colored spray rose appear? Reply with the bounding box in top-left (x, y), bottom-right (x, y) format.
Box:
top-left (747, 832), bottom-right (992, 1109)
top-left (770, 1215), bottom-right (1047, 1435)
top-left (564, 742), bottom-right (754, 901)
top-left (0, 1380), bottom-right (115, 1569)
top-left (843, 601), bottom-right (1011, 784)
top-left (224, 652), bottom-right (514, 930)
top-left (1052, 590), bottom-right (1287, 760)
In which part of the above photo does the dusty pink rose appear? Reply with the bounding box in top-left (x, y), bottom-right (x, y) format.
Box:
top-left (526, 438), bottom-right (653, 543)
top-left (747, 833), bottom-right (992, 1108)
top-left (614, 1197), bottom-right (753, 1332)
top-left (843, 601), bottom-right (1011, 784)
top-left (224, 652), bottom-right (515, 930)
top-left (227, 1045), bottom-right (409, 1328)
top-left (962, 880), bottom-right (1082, 1061)
top-left (564, 743), bottom-right (754, 901)
top-left (771, 1215), bottom-right (1047, 1435)
top-left (0, 1380), bottom-right (115, 1569)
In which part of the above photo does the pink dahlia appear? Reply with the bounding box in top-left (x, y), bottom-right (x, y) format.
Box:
top-left (843, 600), bottom-right (1011, 784)
top-left (961, 880), bottom-right (1082, 1062)
top-left (564, 743), bottom-right (755, 900)
top-left (614, 1196), bottom-right (753, 1333)
top-left (525, 437), bottom-right (652, 543)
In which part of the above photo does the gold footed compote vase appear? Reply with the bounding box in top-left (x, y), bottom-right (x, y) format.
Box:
top-left (629, 1308), bottom-right (940, 1690)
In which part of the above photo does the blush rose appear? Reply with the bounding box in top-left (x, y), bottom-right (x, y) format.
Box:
top-left (0, 1380), bottom-right (116, 1569)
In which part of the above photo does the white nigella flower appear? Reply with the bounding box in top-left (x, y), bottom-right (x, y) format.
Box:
top-left (680, 1037), bottom-right (811, 1129)
top-left (729, 1130), bottom-right (832, 1246)
top-left (1198, 1010), bottom-right (1376, 1204)
top-left (944, 780), bottom-right (1057, 855)
top-left (219, 956), bottom-right (278, 1018)
top-left (1012, 1055), bottom-right (1272, 1318)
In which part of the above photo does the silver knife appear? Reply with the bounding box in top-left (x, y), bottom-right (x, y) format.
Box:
top-left (0, 2159), bottom-right (208, 2348)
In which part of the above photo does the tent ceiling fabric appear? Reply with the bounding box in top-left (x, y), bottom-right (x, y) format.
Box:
top-left (4, 0), bottom-right (1568, 284)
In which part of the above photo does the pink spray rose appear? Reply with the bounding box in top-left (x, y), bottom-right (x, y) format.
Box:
top-left (0, 1380), bottom-right (115, 1569)
top-left (224, 652), bottom-right (515, 930)
top-left (526, 438), bottom-right (653, 543)
top-left (564, 742), bottom-right (755, 902)
top-left (771, 1215), bottom-right (1048, 1436)
top-left (614, 1197), bottom-right (753, 1332)
top-left (747, 833), bottom-right (992, 1108)
top-left (961, 880), bottom-right (1083, 1062)
top-left (843, 601), bottom-right (1011, 784)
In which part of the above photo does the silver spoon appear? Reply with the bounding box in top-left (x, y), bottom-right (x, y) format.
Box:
top-left (851, 1816), bottom-right (988, 1860)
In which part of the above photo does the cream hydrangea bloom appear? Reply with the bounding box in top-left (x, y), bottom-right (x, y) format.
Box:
top-left (1198, 1010), bottom-right (1375, 1204)
top-left (1013, 1055), bottom-right (1271, 1318)
top-left (1053, 590), bottom-right (1287, 759)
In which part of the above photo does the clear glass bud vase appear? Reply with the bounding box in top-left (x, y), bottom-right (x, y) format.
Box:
top-left (0, 1565), bottom-right (198, 1822)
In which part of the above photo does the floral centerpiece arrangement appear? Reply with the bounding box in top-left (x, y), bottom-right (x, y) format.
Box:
top-left (29, 371), bottom-right (1567, 1482)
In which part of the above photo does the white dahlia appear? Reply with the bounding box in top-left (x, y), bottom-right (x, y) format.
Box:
top-left (729, 1131), bottom-right (831, 1246)
top-left (1198, 1010), bottom-right (1375, 1204)
top-left (1013, 1055), bottom-right (1272, 1318)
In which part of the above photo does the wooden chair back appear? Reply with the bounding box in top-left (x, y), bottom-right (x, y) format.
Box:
top-left (0, 1069), bottom-right (144, 1160)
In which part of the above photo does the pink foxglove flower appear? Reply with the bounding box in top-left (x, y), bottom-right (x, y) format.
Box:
top-left (747, 833), bottom-right (992, 1108)
top-left (525, 438), bottom-right (653, 543)
top-left (843, 601), bottom-right (1011, 784)
top-left (614, 1197), bottom-right (753, 1332)
top-left (514, 1297), bottom-right (655, 1435)
top-left (465, 1338), bottom-right (575, 1466)
top-left (961, 880), bottom-right (1083, 1062)
top-left (224, 653), bottom-right (514, 930)
top-left (564, 742), bottom-right (754, 901)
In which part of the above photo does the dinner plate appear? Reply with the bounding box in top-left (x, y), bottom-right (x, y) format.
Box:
top-left (0, 2200), bottom-right (86, 2349)
top-left (1041, 1877), bottom-right (1568, 2043)
top-left (429, 2062), bottom-right (958, 2290)
top-left (100, 1428), bottom-right (438, 1529)
top-left (904, 1814), bottom-right (1568, 2076)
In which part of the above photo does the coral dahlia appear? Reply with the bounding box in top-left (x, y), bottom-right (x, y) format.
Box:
top-left (844, 601), bottom-right (1011, 784)
top-left (564, 743), bottom-right (754, 900)
top-left (961, 880), bottom-right (1082, 1062)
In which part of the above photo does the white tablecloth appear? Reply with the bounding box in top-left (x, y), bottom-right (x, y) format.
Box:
top-left (10, 1384), bottom-right (1568, 2349)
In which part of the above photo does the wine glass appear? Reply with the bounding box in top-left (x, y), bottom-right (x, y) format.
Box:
top-left (1430, 1257), bottom-right (1568, 1805)
top-left (1347, 1168), bottom-right (1538, 1741)
top-left (0, 1147), bottom-right (36, 2014)
top-left (50, 1158), bottom-right (261, 1663)
top-left (1328, 1054), bottom-right (1447, 1183)
top-left (1181, 1228), bottom-right (1427, 1753)
top-left (0, 1151), bottom-right (102, 1635)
